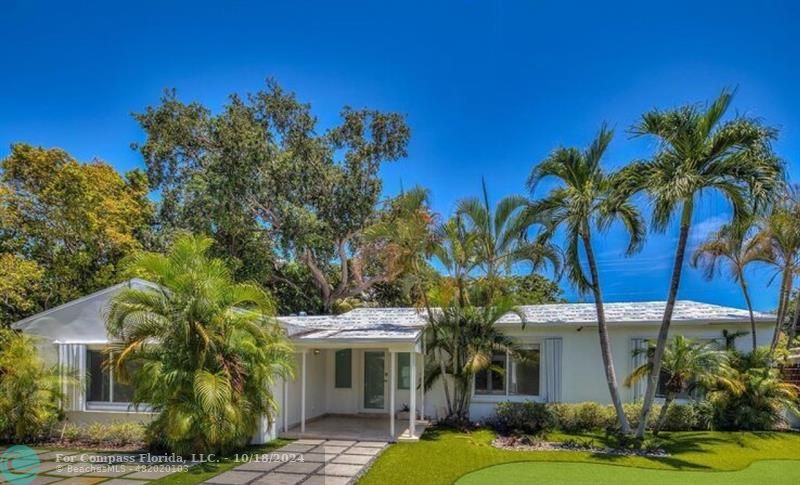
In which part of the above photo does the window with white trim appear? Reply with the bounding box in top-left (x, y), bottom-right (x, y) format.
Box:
top-left (86, 349), bottom-right (134, 404)
top-left (474, 345), bottom-right (541, 397)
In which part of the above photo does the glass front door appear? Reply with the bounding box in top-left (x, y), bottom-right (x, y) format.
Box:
top-left (363, 351), bottom-right (386, 410)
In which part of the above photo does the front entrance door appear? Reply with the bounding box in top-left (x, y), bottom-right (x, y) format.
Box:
top-left (363, 351), bottom-right (386, 410)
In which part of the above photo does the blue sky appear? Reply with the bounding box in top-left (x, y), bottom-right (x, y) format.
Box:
top-left (2, 1), bottom-right (798, 311)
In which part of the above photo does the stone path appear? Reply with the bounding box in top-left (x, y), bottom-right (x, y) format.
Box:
top-left (0, 448), bottom-right (190, 485)
top-left (204, 439), bottom-right (387, 485)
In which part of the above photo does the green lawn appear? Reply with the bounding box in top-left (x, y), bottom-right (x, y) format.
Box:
top-left (456, 460), bottom-right (800, 484)
top-left (150, 439), bottom-right (291, 485)
top-left (358, 428), bottom-right (800, 485)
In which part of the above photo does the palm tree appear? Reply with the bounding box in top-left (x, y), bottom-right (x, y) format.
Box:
top-left (625, 336), bottom-right (731, 434)
top-left (424, 301), bottom-right (524, 422)
top-left (431, 215), bottom-right (480, 307)
top-left (525, 123), bottom-right (645, 435)
top-left (457, 179), bottom-right (560, 296)
top-left (620, 88), bottom-right (783, 437)
top-left (750, 188), bottom-right (800, 352)
top-left (106, 234), bottom-right (293, 455)
top-left (691, 218), bottom-right (761, 351)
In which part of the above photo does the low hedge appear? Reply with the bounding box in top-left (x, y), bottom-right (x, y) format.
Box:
top-left (488, 401), bottom-right (708, 434)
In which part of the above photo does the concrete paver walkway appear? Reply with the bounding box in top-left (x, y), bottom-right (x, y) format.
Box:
top-left (205, 439), bottom-right (387, 485)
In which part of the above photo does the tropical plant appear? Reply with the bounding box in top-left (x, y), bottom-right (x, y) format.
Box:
top-left (691, 217), bottom-right (761, 351)
top-left (749, 187), bottom-right (800, 352)
top-left (707, 347), bottom-right (799, 430)
top-left (106, 234), bottom-right (293, 455)
top-left (431, 215), bottom-right (480, 307)
top-left (620, 88), bottom-right (784, 437)
top-left (525, 123), bottom-right (645, 434)
top-left (625, 336), bottom-right (732, 434)
top-left (0, 328), bottom-right (64, 441)
top-left (457, 178), bottom-right (560, 298)
top-left (424, 301), bottom-right (524, 424)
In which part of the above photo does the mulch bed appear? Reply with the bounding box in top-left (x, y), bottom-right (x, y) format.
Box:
top-left (492, 435), bottom-right (669, 457)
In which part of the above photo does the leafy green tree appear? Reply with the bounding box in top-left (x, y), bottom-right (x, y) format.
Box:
top-left (526, 123), bottom-right (644, 434)
top-left (620, 89), bottom-right (784, 437)
top-left (692, 218), bottom-right (761, 351)
top-left (134, 80), bottom-right (411, 313)
top-left (0, 253), bottom-right (44, 326)
top-left (106, 235), bottom-right (293, 455)
top-left (469, 274), bottom-right (563, 306)
top-left (625, 336), bottom-right (731, 434)
top-left (0, 328), bottom-right (64, 441)
top-left (0, 144), bottom-right (153, 318)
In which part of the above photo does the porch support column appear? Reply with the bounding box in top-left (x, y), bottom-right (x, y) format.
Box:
top-left (282, 377), bottom-right (288, 433)
top-left (389, 350), bottom-right (396, 438)
top-left (301, 351), bottom-right (307, 433)
top-left (409, 348), bottom-right (416, 438)
top-left (420, 340), bottom-right (425, 421)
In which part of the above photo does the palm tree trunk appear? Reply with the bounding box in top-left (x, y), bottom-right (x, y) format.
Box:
top-left (770, 268), bottom-right (792, 354)
top-left (636, 204), bottom-right (692, 438)
top-left (653, 396), bottom-right (673, 436)
top-left (739, 275), bottom-right (758, 352)
top-left (581, 232), bottom-right (631, 435)
top-left (788, 290), bottom-right (800, 350)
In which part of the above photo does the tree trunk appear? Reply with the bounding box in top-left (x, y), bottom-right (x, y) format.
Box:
top-left (787, 288), bottom-right (800, 350)
top-left (636, 204), bottom-right (692, 438)
top-left (653, 396), bottom-right (674, 436)
top-left (581, 231), bottom-right (631, 435)
top-left (739, 275), bottom-right (758, 353)
top-left (770, 267), bottom-right (792, 354)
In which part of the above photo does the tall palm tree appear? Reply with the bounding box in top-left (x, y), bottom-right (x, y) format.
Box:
top-left (106, 234), bottom-right (293, 455)
top-left (525, 123), bottom-right (645, 435)
top-left (620, 88), bottom-right (783, 437)
top-left (457, 178), bottom-right (560, 291)
top-left (691, 217), bottom-right (761, 351)
top-left (431, 215), bottom-right (480, 307)
top-left (750, 187), bottom-right (800, 353)
top-left (625, 336), bottom-right (732, 434)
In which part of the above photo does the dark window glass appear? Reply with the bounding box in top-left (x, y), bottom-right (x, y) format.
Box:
top-left (335, 349), bottom-right (352, 388)
top-left (475, 353), bottom-right (506, 395)
top-left (112, 361), bottom-right (137, 403)
top-left (397, 353), bottom-right (410, 389)
top-left (511, 347), bottom-right (540, 396)
top-left (87, 349), bottom-right (110, 402)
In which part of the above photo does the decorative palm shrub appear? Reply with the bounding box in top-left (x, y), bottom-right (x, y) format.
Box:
top-left (106, 235), bottom-right (293, 455)
top-left (0, 328), bottom-right (64, 442)
top-left (708, 348), bottom-right (799, 430)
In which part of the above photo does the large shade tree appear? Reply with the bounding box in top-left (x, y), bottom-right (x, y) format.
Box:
top-left (620, 89), bottom-right (784, 437)
top-left (134, 80), bottom-right (411, 313)
top-left (0, 144), bottom-right (153, 324)
top-left (106, 235), bottom-right (293, 455)
top-left (525, 123), bottom-right (645, 434)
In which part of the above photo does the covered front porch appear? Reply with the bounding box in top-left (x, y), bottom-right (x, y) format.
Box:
top-left (281, 413), bottom-right (430, 442)
top-left (272, 311), bottom-right (428, 443)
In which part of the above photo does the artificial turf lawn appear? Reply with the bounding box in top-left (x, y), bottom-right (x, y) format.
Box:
top-left (149, 439), bottom-right (290, 485)
top-left (358, 428), bottom-right (800, 485)
top-left (456, 459), bottom-right (800, 484)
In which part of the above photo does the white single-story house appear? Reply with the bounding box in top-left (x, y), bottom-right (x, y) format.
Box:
top-left (12, 278), bottom-right (777, 443)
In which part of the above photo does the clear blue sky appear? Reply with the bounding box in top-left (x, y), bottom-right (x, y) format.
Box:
top-left (2, 1), bottom-right (798, 311)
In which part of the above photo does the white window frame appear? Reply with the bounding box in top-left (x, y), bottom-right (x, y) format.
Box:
top-left (472, 343), bottom-right (543, 402)
top-left (85, 347), bottom-right (136, 411)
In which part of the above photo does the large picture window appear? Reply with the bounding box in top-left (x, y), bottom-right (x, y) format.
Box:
top-left (86, 349), bottom-right (134, 404)
top-left (474, 345), bottom-right (541, 397)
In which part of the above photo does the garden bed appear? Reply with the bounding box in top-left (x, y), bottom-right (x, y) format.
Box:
top-left (491, 435), bottom-right (669, 457)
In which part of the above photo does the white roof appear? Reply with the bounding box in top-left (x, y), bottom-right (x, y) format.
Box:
top-left (13, 279), bottom-right (771, 344)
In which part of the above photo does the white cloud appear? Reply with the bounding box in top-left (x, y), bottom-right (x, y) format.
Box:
top-left (689, 215), bottom-right (729, 245)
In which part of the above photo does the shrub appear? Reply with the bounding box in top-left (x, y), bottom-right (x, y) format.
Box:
top-left (552, 402), bottom-right (616, 432)
top-left (691, 400), bottom-right (714, 430)
top-left (57, 422), bottom-right (146, 447)
top-left (62, 423), bottom-right (82, 441)
top-left (660, 403), bottom-right (697, 431)
top-left (490, 401), bottom-right (557, 435)
top-left (622, 402), bottom-right (661, 431)
top-left (0, 328), bottom-right (64, 442)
